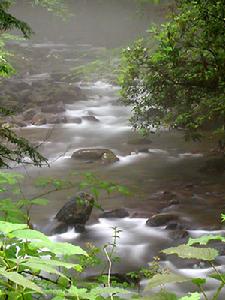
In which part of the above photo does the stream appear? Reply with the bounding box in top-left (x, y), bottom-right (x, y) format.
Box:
top-left (3, 1), bottom-right (225, 298)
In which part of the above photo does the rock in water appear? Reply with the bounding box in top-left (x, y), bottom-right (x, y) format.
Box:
top-left (32, 113), bottom-right (47, 125)
top-left (55, 192), bottom-right (94, 232)
top-left (82, 116), bottom-right (100, 122)
top-left (23, 108), bottom-right (37, 121)
top-left (41, 102), bottom-right (65, 114)
top-left (71, 148), bottom-right (119, 164)
top-left (100, 208), bottom-right (129, 218)
top-left (146, 213), bottom-right (179, 227)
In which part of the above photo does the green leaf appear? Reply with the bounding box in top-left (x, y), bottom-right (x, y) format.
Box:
top-left (188, 235), bottom-right (225, 246)
top-left (30, 198), bottom-right (48, 206)
top-left (145, 272), bottom-right (189, 290)
top-left (0, 173), bottom-right (23, 185)
top-left (178, 293), bottom-right (201, 300)
top-left (18, 198), bottom-right (49, 207)
top-left (192, 278), bottom-right (206, 286)
top-left (162, 244), bottom-right (218, 261)
top-left (209, 273), bottom-right (225, 283)
top-left (12, 188), bottom-right (21, 195)
top-left (20, 261), bottom-right (66, 278)
top-left (142, 291), bottom-right (178, 300)
top-left (90, 286), bottom-right (130, 297)
top-left (0, 221), bottom-right (27, 234)
top-left (24, 257), bottom-right (81, 270)
top-left (9, 229), bottom-right (49, 242)
top-left (51, 296), bottom-right (65, 300)
top-left (0, 267), bottom-right (42, 293)
top-left (29, 240), bottom-right (87, 256)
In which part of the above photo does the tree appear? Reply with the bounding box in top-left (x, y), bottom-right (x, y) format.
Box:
top-left (119, 0), bottom-right (225, 145)
top-left (0, 0), bottom-right (68, 167)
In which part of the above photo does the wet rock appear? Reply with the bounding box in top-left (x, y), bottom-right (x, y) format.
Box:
top-left (208, 241), bottom-right (225, 256)
top-left (138, 148), bottom-right (149, 153)
top-left (12, 117), bottom-right (27, 127)
top-left (146, 213), bottom-right (179, 227)
top-left (68, 117), bottom-right (82, 124)
top-left (160, 191), bottom-right (176, 202)
top-left (32, 113), bottom-right (47, 125)
top-left (47, 114), bottom-right (67, 124)
top-left (41, 102), bottom-right (65, 114)
top-left (165, 222), bottom-right (189, 241)
top-left (82, 116), bottom-right (100, 122)
top-left (172, 229), bottom-right (189, 241)
top-left (71, 148), bottom-right (119, 164)
top-left (100, 208), bottom-right (129, 218)
top-left (168, 199), bottom-right (180, 206)
top-left (55, 192), bottom-right (94, 231)
top-left (48, 86), bottom-right (86, 104)
top-left (23, 108), bottom-right (37, 121)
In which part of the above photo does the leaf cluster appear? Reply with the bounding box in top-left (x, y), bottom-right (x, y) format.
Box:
top-left (145, 215), bottom-right (225, 300)
top-left (120, 0), bottom-right (225, 141)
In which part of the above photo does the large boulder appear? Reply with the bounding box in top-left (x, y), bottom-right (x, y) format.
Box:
top-left (11, 116), bottom-right (27, 127)
top-left (67, 116), bottom-right (82, 124)
top-left (23, 108), bottom-right (37, 121)
top-left (41, 102), bottom-right (65, 114)
top-left (71, 148), bottom-right (119, 164)
top-left (55, 192), bottom-right (94, 232)
top-left (165, 222), bottom-right (189, 241)
top-left (32, 113), bottom-right (47, 125)
top-left (146, 213), bottom-right (179, 227)
top-left (100, 208), bottom-right (129, 218)
top-left (46, 114), bottom-right (67, 124)
top-left (47, 86), bottom-right (86, 104)
top-left (82, 116), bottom-right (100, 122)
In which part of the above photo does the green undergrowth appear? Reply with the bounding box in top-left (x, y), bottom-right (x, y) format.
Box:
top-left (0, 171), bottom-right (224, 299)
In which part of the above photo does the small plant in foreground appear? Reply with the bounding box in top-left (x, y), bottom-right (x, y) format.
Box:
top-left (145, 213), bottom-right (225, 300)
top-left (0, 221), bottom-right (129, 299)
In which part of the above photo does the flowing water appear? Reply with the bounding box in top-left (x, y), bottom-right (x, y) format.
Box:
top-left (4, 1), bottom-right (225, 298)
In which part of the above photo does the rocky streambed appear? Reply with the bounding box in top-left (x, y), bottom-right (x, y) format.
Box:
top-left (0, 40), bottom-right (225, 298)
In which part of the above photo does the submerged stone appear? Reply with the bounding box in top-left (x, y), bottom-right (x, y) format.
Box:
top-left (146, 213), bottom-right (179, 227)
top-left (71, 148), bottom-right (119, 164)
top-left (55, 191), bottom-right (94, 233)
top-left (100, 208), bottom-right (129, 218)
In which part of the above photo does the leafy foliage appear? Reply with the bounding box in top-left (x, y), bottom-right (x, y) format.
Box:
top-left (0, 171), bottom-right (49, 225)
top-left (119, 0), bottom-right (225, 142)
top-left (179, 294), bottom-right (201, 300)
top-left (0, 124), bottom-right (48, 168)
top-left (145, 212), bottom-right (225, 299)
top-left (35, 172), bottom-right (130, 211)
top-left (0, 2), bottom-right (32, 38)
top-left (145, 272), bottom-right (189, 290)
top-left (188, 235), bottom-right (225, 246)
top-left (0, 220), bottom-right (129, 299)
top-left (0, 1), bottom-right (52, 168)
top-left (162, 244), bottom-right (219, 261)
